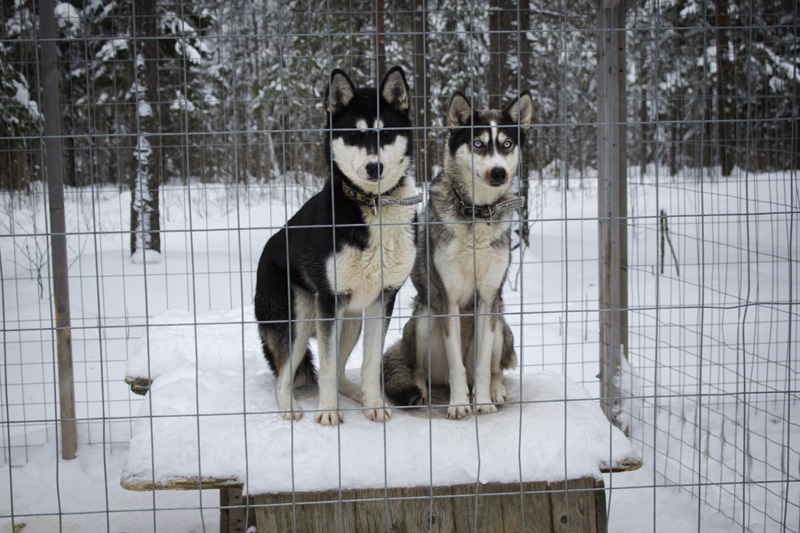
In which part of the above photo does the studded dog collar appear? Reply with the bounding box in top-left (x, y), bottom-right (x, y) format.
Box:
top-left (452, 187), bottom-right (525, 221)
top-left (341, 180), bottom-right (422, 215)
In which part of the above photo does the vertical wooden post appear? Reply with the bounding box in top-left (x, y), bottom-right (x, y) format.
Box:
top-left (596, 0), bottom-right (630, 432)
top-left (39, 0), bottom-right (77, 460)
top-left (220, 487), bottom-right (247, 533)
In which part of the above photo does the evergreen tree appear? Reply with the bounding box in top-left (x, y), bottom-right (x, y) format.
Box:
top-left (1, 1), bottom-right (42, 191)
top-left (0, 43), bottom-right (42, 191)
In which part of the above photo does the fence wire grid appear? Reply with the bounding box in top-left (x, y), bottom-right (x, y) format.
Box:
top-left (0, 0), bottom-right (798, 532)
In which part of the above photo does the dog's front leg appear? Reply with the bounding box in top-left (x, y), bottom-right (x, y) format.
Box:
top-left (442, 303), bottom-right (471, 419)
top-left (337, 311), bottom-right (363, 403)
top-left (473, 298), bottom-right (497, 415)
top-left (315, 296), bottom-right (344, 426)
top-left (361, 291), bottom-right (397, 422)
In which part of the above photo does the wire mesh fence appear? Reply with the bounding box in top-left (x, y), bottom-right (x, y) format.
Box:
top-left (0, 0), bottom-right (798, 531)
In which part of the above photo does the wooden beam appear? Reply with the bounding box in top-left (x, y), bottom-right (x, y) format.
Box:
top-left (39, 0), bottom-right (77, 461)
top-left (120, 476), bottom-right (243, 491)
top-left (596, 3), bottom-right (630, 432)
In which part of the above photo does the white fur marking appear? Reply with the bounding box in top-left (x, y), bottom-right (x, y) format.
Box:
top-left (325, 202), bottom-right (417, 310)
top-left (331, 136), bottom-right (409, 188)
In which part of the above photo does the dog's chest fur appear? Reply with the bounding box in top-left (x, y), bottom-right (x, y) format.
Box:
top-left (326, 200), bottom-right (417, 310)
top-left (433, 219), bottom-right (510, 306)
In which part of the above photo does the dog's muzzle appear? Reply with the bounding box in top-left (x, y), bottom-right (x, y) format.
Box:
top-left (489, 167), bottom-right (508, 186)
top-left (366, 162), bottom-right (382, 181)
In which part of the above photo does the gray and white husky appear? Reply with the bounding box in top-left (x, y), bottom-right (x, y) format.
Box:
top-left (254, 67), bottom-right (420, 425)
top-left (383, 91), bottom-right (532, 419)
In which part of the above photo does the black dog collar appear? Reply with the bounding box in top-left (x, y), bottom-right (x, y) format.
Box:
top-left (342, 180), bottom-right (422, 215)
top-left (452, 188), bottom-right (525, 221)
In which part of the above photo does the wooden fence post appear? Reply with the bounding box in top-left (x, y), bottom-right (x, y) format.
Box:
top-left (596, 0), bottom-right (631, 432)
top-left (39, 0), bottom-right (77, 460)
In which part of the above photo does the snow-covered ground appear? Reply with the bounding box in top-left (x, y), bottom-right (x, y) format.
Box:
top-left (0, 169), bottom-right (797, 531)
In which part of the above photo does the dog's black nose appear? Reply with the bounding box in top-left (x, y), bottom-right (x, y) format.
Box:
top-left (366, 162), bottom-right (382, 181)
top-left (490, 167), bottom-right (507, 185)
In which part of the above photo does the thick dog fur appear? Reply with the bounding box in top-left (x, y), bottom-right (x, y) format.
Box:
top-left (254, 67), bottom-right (417, 425)
top-left (383, 91), bottom-right (533, 419)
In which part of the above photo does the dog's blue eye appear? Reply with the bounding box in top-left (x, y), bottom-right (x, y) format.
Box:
top-left (473, 140), bottom-right (483, 148)
top-left (503, 141), bottom-right (512, 149)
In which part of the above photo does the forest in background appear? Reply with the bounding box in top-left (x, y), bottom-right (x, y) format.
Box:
top-left (1, 0), bottom-right (798, 195)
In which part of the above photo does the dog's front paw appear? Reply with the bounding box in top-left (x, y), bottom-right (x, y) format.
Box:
top-left (361, 392), bottom-right (392, 422)
top-left (315, 409), bottom-right (344, 426)
top-left (490, 379), bottom-right (508, 404)
top-left (447, 404), bottom-right (472, 420)
top-left (476, 402), bottom-right (499, 416)
top-left (278, 398), bottom-right (303, 421)
top-left (281, 410), bottom-right (304, 421)
top-left (364, 407), bottom-right (392, 422)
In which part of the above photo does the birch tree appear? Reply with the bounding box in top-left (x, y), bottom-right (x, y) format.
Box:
top-left (130, 0), bottom-right (161, 260)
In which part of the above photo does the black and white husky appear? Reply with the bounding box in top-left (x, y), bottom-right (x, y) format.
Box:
top-left (254, 67), bottom-right (420, 425)
top-left (383, 91), bottom-right (532, 419)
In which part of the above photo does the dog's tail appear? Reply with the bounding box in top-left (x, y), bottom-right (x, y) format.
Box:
top-left (499, 319), bottom-right (518, 371)
top-left (382, 324), bottom-right (424, 406)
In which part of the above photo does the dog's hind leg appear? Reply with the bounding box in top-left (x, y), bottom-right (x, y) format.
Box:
top-left (337, 311), bottom-right (363, 403)
top-left (383, 329), bottom-right (423, 406)
top-left (413, 312), bottom-right (431, 404)
top-left (275, 319), bottom-right (314, 421)
top-left (490, 319), bottom-right (515, 404)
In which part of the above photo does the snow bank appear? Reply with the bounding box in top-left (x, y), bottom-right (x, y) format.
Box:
top-left (123, 308), bottom-right (638, 495)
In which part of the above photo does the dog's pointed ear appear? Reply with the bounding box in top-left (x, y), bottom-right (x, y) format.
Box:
top-left (505, 91), bottom-right (533, 132)
top-left (380, 66), bottom-right (410, 114)
top-left (447, 92), bottom-right (472, 127)
top-left (325, 69), bottom-right (357, 116)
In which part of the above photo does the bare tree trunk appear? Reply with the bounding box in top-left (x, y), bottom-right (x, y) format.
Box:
top-left (253, 9), bottom-right (265, 184)
top-left (376, 0), bottom-right (386, 75)
top-left (638, 45), bottom-right (648, 183)
top-left (130, 0), bottom-right (161, 256)
top-left (412, 0), bottom-right (433, 182)
top-left (489, 0), bottom-right (530, 246)
top-left (715, 0), bottom-right (735, 177)
top-left (488, 0), bottom-right (513, 109)
top-left (669, 102), bottom-right (678, 177)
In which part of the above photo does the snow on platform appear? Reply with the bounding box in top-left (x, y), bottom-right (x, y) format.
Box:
top-left (122, 308), bottom-right (639, 495)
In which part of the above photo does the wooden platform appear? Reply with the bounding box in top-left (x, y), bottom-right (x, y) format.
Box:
top-left (122, 460), bottom-right (639, 533)
top-left (254, 478), bottom-right (608, 533)
top-left (122, 311), bottom-right (642, 532)
top-left (122, 475), bottom-right (613, 533)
